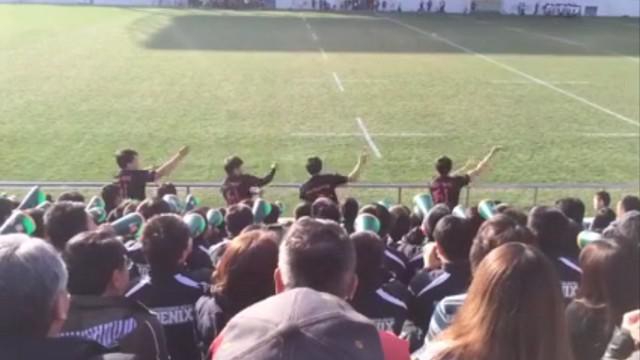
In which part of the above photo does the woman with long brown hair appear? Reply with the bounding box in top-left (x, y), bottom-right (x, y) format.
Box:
top-left (415, 242), bottom-right (574, 360)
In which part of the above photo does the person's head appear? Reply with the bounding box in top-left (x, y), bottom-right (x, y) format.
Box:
top-left (499, 207), bottom-right (528, 227)
top-left (594, 191), bottom-right (611, 210)
top-left (555, 197), bottom-right (586, 225)
top-left (311, 197), bottom-right (341, 223)
top-left (433, 216), bottom-right (473, 263)
top-left (156, 182), bottom-right (177, 198)
top-left (101, 183), bottom-right (122, 213)
top-left (607, 210), bottom-right (640, 246)
top-left (435, 156), bottom-right (453, 176)
top-left (263, 203), bottom-right (281, 225)
top-left (470, 214), bottom-right (536, 272)
top-left (0, 235), bottom-right (69, 338)
top-left (421, 203), bottom-right (451, 241)
top-left (617, 195), bottom-right (640, 219)
top-left (57, 191), bottom-right (85, 203)
top-left (351, 231), bottom-right (385, 291)
top-left (359, 204), bottom-right (393, 238)
top-left (434, 243), bottom-right (573, 360)
top-left (389, 205), bottom-right (411, 243)
top-left (44, 201), bottom-right (96, 251)
top-left (63, 230), bottom-right (129, 297)
top-left (224, 155), bottom-right (244, 176)
top-left (24, 208), bottom-right (46, 239)
top-left (213, 230), bottom-right (279, 317)
top-left (590, 207), bottom-right (616, 233)
top-left (225, 204), bottom-right (254, 237)
top-left (141, 214), bottom-right (192, 276)
top-left (116, 149), bottom-right (139, 170)
top-left (294, 202), bottom-right (312, 220)
top-left (275, 217), bottom-right (357, 300)
top-left (341, 197), bottom-right (359, 233)
top-left (136, 197), bottom-right (172, 220)
top-left (0, 197), bottom-right (15, 225)
top-left (577, 239), bottom-right (640, 327)
top-left (527, 206), bottom-right (571, 257)
top-left (306, 156), bottom-right (323, 175)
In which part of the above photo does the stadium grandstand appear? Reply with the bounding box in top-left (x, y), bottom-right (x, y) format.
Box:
top-left (1, 0), bottom-right (639, 359)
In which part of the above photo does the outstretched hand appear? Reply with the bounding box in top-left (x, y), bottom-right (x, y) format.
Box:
top-left (271, 162), bottom-right (278, 171)
top-left (178, 145), bottom-right (190, 157)
top-left (359, 151), bottom-right (369, 164)
top-left (490, 145), bottom-right (504, 154)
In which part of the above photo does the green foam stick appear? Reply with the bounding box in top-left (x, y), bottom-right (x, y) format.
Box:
top-left (275, 201), bottom-right (286, 214)
top-left (18, 186), bottom-right (46, 210)
top-left (0, 211), bottom-right (36, 235)
top-left (206, 209), bottom-right (224, 228)
top-left (87, 207), bottom-right (107, 225)
top-left (184, 194), bottom-right (200, 212)
top-left (354, 213), bottom-right (381, 234)
top-left (413, 194), bottom-right (434, 218)
top-left (577, 230), bottom-right (603, 250)
top-left (478, 199), bottom-right (497, 220)
top-left (252, 198), bottom-right (272, 224)
top-left (37, 201), bottom-right (53, 211)
top-left (87, 196), bottom-right (105, 210)
top-left (111, 213), bottom-right (144, 237)
top-left (184, 213), bottom-right (207, 239)
top-left (163, 194), bottom-right (184, 214)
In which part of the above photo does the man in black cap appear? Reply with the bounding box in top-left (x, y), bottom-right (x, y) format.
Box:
top-left (299, 152), bottom-right (367, 204)
top-left (221, 156), bottom-right (277, 206)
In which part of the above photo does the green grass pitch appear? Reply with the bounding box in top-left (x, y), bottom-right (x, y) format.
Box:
top-left (1, 5), bottom-right (638, 207)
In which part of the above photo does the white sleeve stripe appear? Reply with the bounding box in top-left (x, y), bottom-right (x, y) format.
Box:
top-left (417, 273), bottom-right (451, 297)
top-left (558, 257), bottom-right (583, 274)
top-left (376, 288), bottom-right (408, 310)
top-left (174, 274), bottom-right (201, 289)
top-left (125, 276), bottom-right (150, 297)
top-left (384, 250), bottom-right (407, 269)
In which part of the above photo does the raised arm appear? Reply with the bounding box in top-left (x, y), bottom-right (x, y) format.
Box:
top-left (347, 152), bottom-right (368, 182)
top-left (154, 146), bottom-right (190, 180)
top-left (254, 163), bottom-right (278, 187)
top-left (467, 146), bottom-right (503, 180)
top-left (452, 159), bottom-right (474, 176)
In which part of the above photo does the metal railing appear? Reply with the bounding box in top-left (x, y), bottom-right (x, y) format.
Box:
top-left (1, 180), bottom-right (638, 206)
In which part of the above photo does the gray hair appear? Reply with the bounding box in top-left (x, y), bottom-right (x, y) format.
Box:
top-left (0, 234), bottom-right (68, 337)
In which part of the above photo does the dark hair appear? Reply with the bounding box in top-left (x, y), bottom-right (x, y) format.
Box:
top-left (311, 197), bottom-right (341, 223)
top-left (263, 203), bottom-right (281, 225)
top-left (0, 197), bottom-right (14, 225)
top-left (293, 202), bottom-right (311, 220)
top-left (63, 230), bottom-right (126, 295)
top-left (359, 203), bottom-right (393, 238)
top-left (470, 214), bottom-right (536, 271)
top-left (44, 201), bottom-right (91, 251)
top-left (224, 156), bottom-right (243, 175)
top-left (556, 197), bottom-right (586, 225)
top-left (591, 207), bottom-right (616, 232)
top-left (24, 208), bottom-right (45, 239)
top-left (58, 191), bottom-right (85, 203)
top-left (101, 183), bottom-right (121, 214)
top-left (142, 214), bottom-right (191, 276)
top-left (527, 206), bottom-right (571, 257)
top-left (213, 230), bottom-right (279, 318)
top-left (225, 204), bottom-right (254, 237)
top-left (351, 231), bottom-right (385, 291)
top-left (577, 240), bottom-right (640, 328)
top-left (465, 206), bottom-right (485, 236)
top-left (595, 191), bottom-right (611, 207)
top-left (435, 243), bottom-right (574, 360)
top-left (341, 198), bottom-right (359, 233)
top-left (389, 205), bottom-right (411, 243)
top-left (279, 217), bottom-right (355, 298)
top-left (422, 203), bottom-right (451, 241)
top-left (435, 156), bottom-right (453, 176)
top-left (620, 195), bottom-right (640, 213)
top-left (306, 157), bottom-right (323, 175)
top-left (116, 149), bottom-right (138, 169)
top-left (613, 210), bottom-right (640, 246)
top-left (434, 216), bottom-right (473, 263)
top-left (156, 183), bottom-right (177, 198)
top-left (136, 197), bottom-right (172, 220)
top-left (499, 207), bottom-right (528, 227)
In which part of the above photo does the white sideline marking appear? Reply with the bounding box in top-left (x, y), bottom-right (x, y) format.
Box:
top-left (311, 32), bottom-right (319, 41)
top-left (356, 117), bottom-right (383, 158)
top-left (491, 80), bottom-right (590, 85)
top-left (332, 72), bottom-right (345, 92)
top-left (319, 47), bottom-right (328, 60)
top-left (382, 16), bottom-right (640, 128)
top-left (305, 22), bottom-right (312, 30)
top-left (581, 133), bottom-right (639, 138)
top-left (291, 132), bottom-right (446, 138)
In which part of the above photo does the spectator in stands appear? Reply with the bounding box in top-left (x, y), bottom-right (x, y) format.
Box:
top-left (101, 183), bottom-right (122, 215)
top-left (602, 310), bottom-right (640, 360)
top-left (136, 196), bottom-right (172, 220)
top-left (409, 216), bottom-right (473, 335)
top-left (299, 153), bottom-right (367, 203)
top-left (566, 240), bottom-right (639, 360)
top-left (24, 207), bottom-right (46, 239)
top-left (613, 210), bottom-right (640, 245)
top-left (556, 197), bottom-right (586, 227)
top-left (116, 146), bottom-right (190, 201)
top-left (44, 201), bottom-right (96, 251)
top-left (429, 146), bottom-right (502, 209)
top-left (414, 243), bottom-right (574, 360)
top-left (0, 234), bottom-right (132, 359)
top-left (616, 195), bottom-right (640, 220)
top-left (311, 196), bottom-right (341, 222)
top-left (263, 202), bottom-right (281, 225)
top-left (157, 182), bottom-right (178, 198)
top-left (350, 231), bottom-right (410, 335)
top-left (220, 155), bottom-right (277, 205)
top-left (425, 214), bottom-right (536, 341)
top-left (210, 217), bottom-right (396, 360)
top-left (61, 229), bottom-right (169, 360)
top-left (0, 197), bottom-right (14, 225)
top-left (594, 190), bottom-right (612, 212)
top-left (341, 197), bottom-right (359, 233)
top-left (293, 201), bottom-right (312, 220)
top-left (497, 206), bottom-right (528, 226)
top-left (528, 206), bottom-right (581, 301)
top-left (405, 204), bottom-right (451, 273)
top-left (126, 214), bottom-right (205, 360)
top-left (196, 229), bottom-right (279, 346)
top-left (58, 191), bottom-right (85, 203)
top-left (389, 205), bottom-right (411, 245)
top-left (590, 207), bottom-right (616, 232)
top-left (208, 204), bottom-right (254, 266)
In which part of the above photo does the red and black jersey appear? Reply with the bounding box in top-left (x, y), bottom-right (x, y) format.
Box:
top-left (117, 169), bottom-right (156, 201)
top-left (221, 169), bottom-right (276, 206)
top-left (299, 173), bottom-right (349, 203)
top-left (429, 175), bottom-right (471, 209)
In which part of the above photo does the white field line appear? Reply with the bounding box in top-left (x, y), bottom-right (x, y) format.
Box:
top-left (319, 47), bottom-right (328, 60)
top-left (382, 16), bottom-right (640, 128)
top-left (311, 32), bottom-right (319, 41)
top-left (332, 72), bottom-right (345, 92)
top-left (291, 132), bottom-right (446, 137)
top-left (491, 80), bottom-right (590, 85)
top-left (356, 117), bottom-right (383, 158)
top-left (581, 133), bottom-right (639, 138)
top-left (305, 22), bottom-right (312, 30)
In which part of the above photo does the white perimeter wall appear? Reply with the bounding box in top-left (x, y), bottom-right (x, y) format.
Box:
top-left (501, 0), bottom-right (640, 17)
top-left (276, 0), bottom-right (470, 12)
top-left (0, 0), bottom-right (186, 4)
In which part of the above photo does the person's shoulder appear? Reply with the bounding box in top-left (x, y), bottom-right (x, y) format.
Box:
top-left (173, 273), bottom-right (208, 296)
top-left (125, 276), bottom-right (151, 298)
top-left (412, 269), bottom-right (451, 298)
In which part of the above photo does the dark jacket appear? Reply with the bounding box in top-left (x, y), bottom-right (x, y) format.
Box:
top-left (0, 336), bottom-right (136, 360)
top-left (61, 295), bottom-right (169, 360)
top-left (602, 327), bottom-right (639, 360)
top-left (350, 280), bottom-right (411, 336)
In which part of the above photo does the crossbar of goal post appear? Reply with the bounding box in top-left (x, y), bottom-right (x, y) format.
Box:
top-left (0, 181), bottom-right (638, 207)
